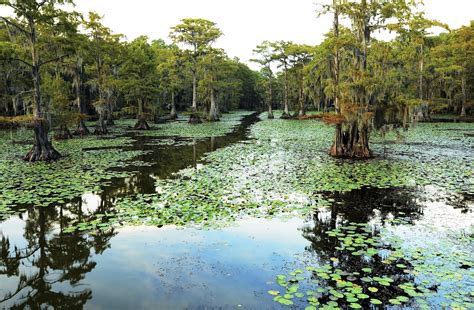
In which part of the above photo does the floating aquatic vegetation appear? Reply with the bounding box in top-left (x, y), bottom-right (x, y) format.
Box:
top-left (267, 218), bottom-right (474, 309)
top-left (143, 138), bottom-right (197, 147)
top-left (140, 110), bottom-right (254, 139)
top-left (62, 113), bottom-right (473, 233)
top-left (0, 135), bottom-right (145, 208)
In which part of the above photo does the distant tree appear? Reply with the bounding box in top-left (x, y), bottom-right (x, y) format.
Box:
top-left (270, 40), bottom-right (293, 118)
top-left (252, 41), bottom-right (276, 118)
top-left (286, 43), bottom-right (313, 116)
top-left (155, 42), bottom-right (186, 120)
top-left (83, 12), bottom-right (123, 134)
top-left (169, 18), bottom-right (222, 123)
top-left (431, 24), bottom-right (473, 117)
top-left (120, 36), bottom-right (158, 130)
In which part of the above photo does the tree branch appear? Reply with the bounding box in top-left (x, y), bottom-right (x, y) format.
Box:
top-left (39, 54), bottom-right (69, 67)
top-left (0, 16), bottom-right (32, 36)
top-left (36, 0), bottom-right (49, 8)
top-left (0, 57), bottom-right (33, 68)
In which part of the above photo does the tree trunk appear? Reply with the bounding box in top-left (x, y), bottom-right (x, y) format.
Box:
top-left (24, 17), bottom-right (61, 162)
top-left (281, 67), bottom-right (290, 119)
top-left (461, 75), bottom-right (467, 117)
top-left (351, 122), bottom-right (371, 158)
top-left (402, 105), bottom-right (409, 131)
top-left (54, 124), bottom-right (73, 140)
top-left (75, 119), bottom-right (90, 136)
top-left (330, 121), bottom-right (371, 159)
top-left (208, 88), bottom-right (220, 122)
top-left (298, 72), bottom-right (306, 117)
top-left (134, 117), bottom-right (150, 130)
top-left (73, 57), bottom-right (89, 136)
top-left (170, 91), bottom-right (178, 119)
top-left (25, 120), bottom-right (61, 162)
top-left (106, 105), bottom-right (114, 125)
top-left (188, 72), bottom-right (202, 124)
top-left (414, 44), bottom-right (430, 122)
top-left (134, 99), bottom-right (150, 130)
top-left (268, 81), bottom-right (274, 119)
top-left (74, 91), bottom-right (90, 136)
top-left (192, 71), bottom-right (197, 110)
top-left (188, 107), bottom-right (202, 124)
top-left (94, 110), bottom-right (108, 135)
top-left (268, 104), bottom-right (274, 119)
top-left (329, 123), bottom-right (344, 157)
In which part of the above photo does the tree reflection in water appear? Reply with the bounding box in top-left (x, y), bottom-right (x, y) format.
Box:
top-left (0, 196), bottom-right (116, 309)
top-left (298, 187), bottom-right (426, 307)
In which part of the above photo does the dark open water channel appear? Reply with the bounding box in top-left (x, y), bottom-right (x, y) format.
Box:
top-left (0, 114), bottom-right (473, 309)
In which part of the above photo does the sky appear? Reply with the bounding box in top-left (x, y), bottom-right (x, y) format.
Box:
top-left (2, 0), bottom-right (473, 69)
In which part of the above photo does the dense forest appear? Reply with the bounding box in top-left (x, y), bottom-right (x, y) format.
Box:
top-left (0, 1), bottom-right (473, 309)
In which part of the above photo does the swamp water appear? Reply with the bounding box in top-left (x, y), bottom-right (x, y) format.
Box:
top-left (0, 112), bottom-right (473, 309)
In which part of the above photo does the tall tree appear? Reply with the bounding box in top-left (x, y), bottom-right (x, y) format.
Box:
top-left (120, 36), bottom-right (158, 130)
top-left (270, 40), bottom-right (293, 118)
top-left (155, 42), bottom-right (185, 120)
top-left (83, 12), bottom-right (122, 135)
top-left (0, 0), bottom-right (74, 161)
top-left (321, 0), bottom-right (414, 158)
top-left (169, 18), bottom-right (222, 123)
top-left (432, 24), bottom-right (473, 117)
top-left (286, 43), bottom-right (313, 116)
top-left (252, 41), bottom-right (276, 118)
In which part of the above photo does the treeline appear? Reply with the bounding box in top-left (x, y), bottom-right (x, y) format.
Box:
top-left (253, 13), bottom-right (473, 122)
top-left (251, 1), bottom-right (473, 158)
top-left (0, 0), bottom-right (473, 161)
top-left (0, 1), bottom-right (260, 144)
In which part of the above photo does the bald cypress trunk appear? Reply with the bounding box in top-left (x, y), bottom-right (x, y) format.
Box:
top-left (75, 118), bottom-right (90, 136)
top-left (134, 99), bottom-right (150, 130)
top-left (330, 122), bottom-right (371, 158)
top-left (208, 87), bottom-right (219, 122)
top-left (54, 124), bottom-right (73, 140)
top-left (73, 58), bottom-right (89, 136)
top-left (94, 105), bottom-right (108, 135)
top-left (189, 70), bottom-right (202, 124)
top-left (298, 76), bottom-right (305, 117)
top-left (329, 124), bottom-right (344, 157)
top-left (329, 0), bottom-right (371, 159)
top-left (402, 105), bottom-right (409, 131)
top-left (268, 80), bottom-right (274, 119)
top-left (460, 75), bottom-right (467, 117)
top-left (329, 1), bottom-right (344, 158)
top-left (281, 68), bottom-right (290, 119)
top-left (268, 104), bottom-right (274, 119)
top-left (106, 105), bottom-right (114, 125)
top-left (170, 91), bottom-right (178, 119)
top-left (74, 86), bottom-right (89, 136)
top-left (24, 17), bottom-right (61, 162)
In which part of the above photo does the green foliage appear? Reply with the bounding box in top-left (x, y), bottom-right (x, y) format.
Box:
top-left (120, 36), bottom-right (159, 117)
top-left (141, 110), bottom-right (253, 138)
top-left (169, 18), bottom-right (223, 56)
